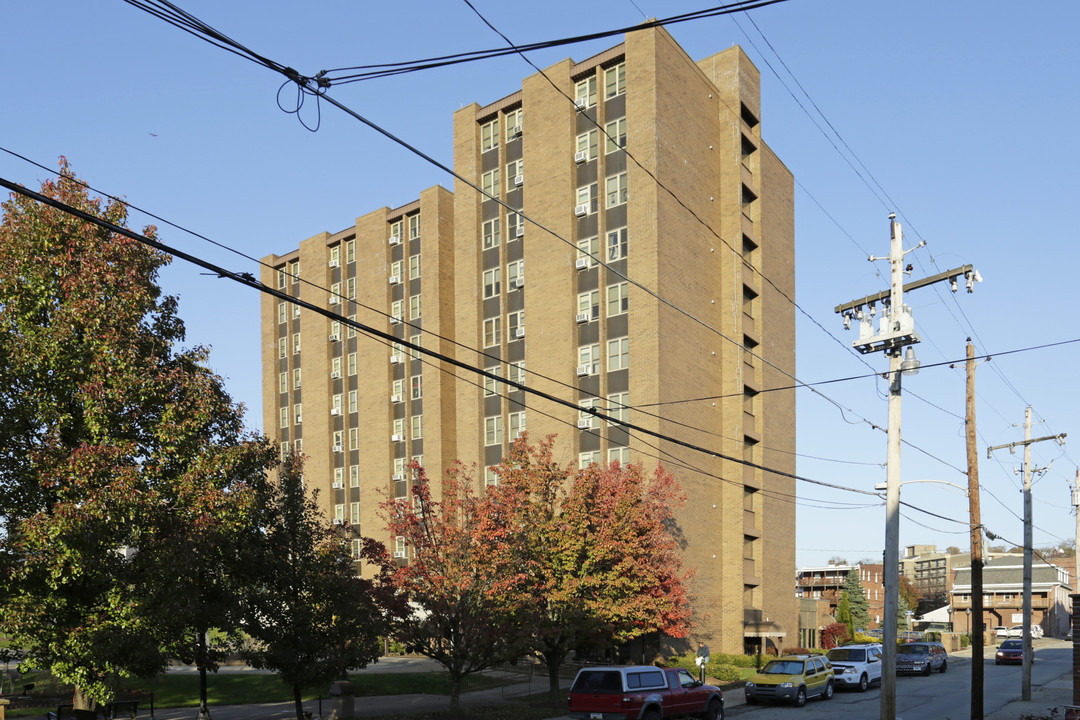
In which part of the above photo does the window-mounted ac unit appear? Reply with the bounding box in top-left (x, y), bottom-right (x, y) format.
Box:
top-left (575, 258), bottom-right (590, 270)
top-left (574, 97), bottom-right (587, 109)
top-left (390, 354), bottom-right (404, 364)
top-left (332, 481), bottom-right (344, 489)
top-left (328, 259), bottom-right (340, 269)
top-left (515, 327), bottom-right (525, 339)
top-left (392, 473), bottom-right (404, 482)
top-left (577, 418), bottom-right (592, 430)
top-left (330, 408), bottom-right (342, 416)
top-left (391, 433), bottom-right (404, 442)
top-left (390, 394), bottom-right (402, 403)
top-left (389, 275), bottom-right (401, 285)
top-left (514, 174), bottom-right (524, 187)
top-left (295, 415), bottom-right (302, 424)
top-left (389, 236), bottom-right (402, 245)
top-left (329, 296), bottom-right (340, 305)
top-left (293, 306), bottom-right (301, 317)
top-left (331, 370), bottom-right (341, 379)
top-left (576, 365), bottom-right (590, 377)
top-left (574, 151), bottom-right (588, 164)
top-left (333, 519), bottom-right (344, 526)
top-left (507, 125), bottom-right (521, 138)
top-left (393, 551), bottom-right (406, 559)
top-left (328, 333), bottom-right (339, 342)
top-left (294, 381), bottom-right (301, 389)
top-left (512, 277), bottom-right (524, 288)
top-left (514, 226), bottom-right (524, 238)
top-left (332, 444), bottom-right (343, 453)
top-left (574, 203), bottom-right (590, 217)
top-left (575, 312), bottom-right (589, 324)
top-left (390, 316), bottom-right (401, 325)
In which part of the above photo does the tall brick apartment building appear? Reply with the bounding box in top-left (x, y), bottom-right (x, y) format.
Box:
top-left (260, 26), bottom-right (796, 655)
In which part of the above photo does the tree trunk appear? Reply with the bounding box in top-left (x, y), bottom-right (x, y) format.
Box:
top-left (198, 631), bottom-right (209, 709)
top-left (448, 670), bottom-right (462, 711)
top-left (546, 654), bottom-right (563, 706)
top-left (72, 686), bottom-right (95, 711)
top-left (293, 683), bottom-right (304, 720)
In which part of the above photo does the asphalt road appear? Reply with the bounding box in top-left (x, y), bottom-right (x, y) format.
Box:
top-left (727, 642), bottom-right (1072, 719)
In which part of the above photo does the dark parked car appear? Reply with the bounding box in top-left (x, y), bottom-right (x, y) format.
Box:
top-left (895, 641), bottom-right (947, 676)
top-left (996, 639), bottom-right (1025, 665)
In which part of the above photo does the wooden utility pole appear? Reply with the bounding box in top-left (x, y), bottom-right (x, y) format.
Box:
top-left (966, 341), bottom-right (984, 719)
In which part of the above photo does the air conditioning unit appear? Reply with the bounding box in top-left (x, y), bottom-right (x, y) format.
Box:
top-left (514, 225), bottom-right (524, 238)
top-left (293, 306), bottom-right (301, 317)
top-left (574, 150), bottom-right (588, 164)
top-left (577, 418), bottom-right (592, 430)
top-left (575, 312), bottom-right (589, 324)
top-left (575, 258), bottom-right (590, 270)
top-left (295, 415), bottom-right (302, 424)
top-left (330, 370), bottom-right (341, 379)
top-left (332, 481), bottom-right (344, 489)
top-left (388, 235), bottom-right (402, 245)
top-left (391, 433), bottom-right (404, 442)
top-left (389, 275), bottom-right (401, 285)
top-left (329, 296), bottom-right (340, 305)
top-left (390, 354), bottom-right (404, 364)
top-left (390, 394), bottom-right (402, 403)
top-left (328, 333), bottom-right (339, 342)
top-left (576, 364), bottom-right (590, 377)
top-left (512, 277), bottom-right (524, 288)
top-left (330, 408), bottom-right (342, 416)
top-left (392, 473), bottom-right (405, 482)
top-left (390, 316), bottom-right (401, 325)
top-left (393, 551), bottom-right (406, 559)
top-left (574, 203), bottom-right (590, 217)
top-left (333, 519), bottom-right (344, 526)
top-left (328, 259), bottom-right (340, 268)
top-left (514, 174), bottom-right (524, 187)
top-left (574, 97), bottom-right (587, 109)
top-left (332, 444), bottom-right (343, 453)
top-left (507, 124), bottom-right (521, 138)
top-left (294, 381), bottom-right (301, 389)
top-left (514, 327), bottom-right (525, 339)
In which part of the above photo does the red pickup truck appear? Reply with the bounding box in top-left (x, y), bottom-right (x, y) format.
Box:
top-left (568, 665), bottom-right (724, 720)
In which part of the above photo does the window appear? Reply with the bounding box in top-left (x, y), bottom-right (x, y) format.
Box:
top-left (277, 268), bottom-right (287, 289)
top-left (605, 117), bottom-right (627, 153)
top-left (409, 294), bottom-right (421, 320)
top-left (607, 282), bottom-right (628, 317)
top-left (277, 302), bottom-right (287, 324)
top-left (409, 334), bottom-right (422, 360)
top-left (575, 76), bottom-right (597, 108)
top-left (579, 451), bottom-right (599, 468)
top-left (576, 183), bottom-right (598, 214)
top-left (485, 415), bottom-right (503, 446)
top-left (331, 357), bottom-right (342, 377)
top-left (346, 277), bottom-right (356, 299)
top-left (279, 442), bottom-right (289, 461)
top-left (577, 236), bottom-right (599, 264)
top-left (482, 218), bottom-right (500, 249)
top-left (483, 366), bottom-right (502, 396)
top-left (334, 467), bottom-right (344, 487)
top-left (411, 415), bottom-right (422, 440)
top-left (348, 352), bottom-right (357, 376)
top-left (392, 379), bottom-right (405, 399)
top-left (481, 118), bottom-right (499, 152)
top-left (409, 254), bottom-right (421, 280)
top-left (278, 337), bottom-right (287, 359)
top-left (292, 333), bottom-right (301, 355)
top-left (506, 159), bottom-right (523, 190)
top-left (350, 502), bottom-right (360, 525)
top-left (576, 130), bottom-right (598, 161)
top-left (390, 260), bottom-right (403, 279)
top-left (349, 465), bottom-right (359, 487)
top-left (481, 169), bottom-right (500, 200)
top-left (332, 393), bottom-right (342, 413)
top-left (333, 432), bottom-right (344, 451)
top-left (331, 320), bottom-right (341, 338)
top-left (391, 300), bottom-right (404, 323)
top-left (483, 317), bottom-right (501, 347)
top-left (485, 467), bottom-right (499, 486)
top-left (510, 411), bottom-right (526, 438)
top-left (607, 392), bottom-right (629, 424)
top-left (334, 504), bottom-right (345, 522)
top-left (393, 418), bottom-right (405, 437)
top-left (278, 372), bottom-right (287, 394)
top-left (349, 427), bottom-right (358, 450)
top-left (347, 314), bottom-right (357, 338)
top-left (606, 227), bottom-right (628, 261)
top-left (294, 438), bottom-right (302, 453)
top-left (506, 212), bottom-right (522, 239)
top-left (578, 397), bottom-right (599, 421)
top-left (289, 260), bottom-right (300, 283)
top-left (604, 62), bottom-right (626, 99)
top-left (609, 446), bottom-right (630, 464)
top-left (329, 246), bottom-right (340, 266)
top-left (330, 282), bottom-right (341, 303)
top-left (293, 368), bottom-right (302, 389)
top-left (394, 458), bottom-right (406, 476)
top-left (394, 536), bottom-right (406, 557)
top-left (483, 268), bottom-right (501, 298)
top-left (508, 361), bottom-right (525, 386)
top-left (279, 406), bottom-right (289, 428)
top-left (345, 239), bottom-right (355, 263)
top-left (293, 403), bottom-right (302, 424)
top-left (348, 390), bottom-right (358, 414)
top-left (389, 220), bottom-right (403, 242)
top-left (606, 172), bottom-right (628, 208)
top-left (507, 259), bottom-right (524, 288)
top-left (293, 303), bottom-right (301, 318)
top-left (409, 214), bottom-right (421, 239)
top-left (508, 310), bottom-right (524, 338)
top-left (577, 290), bottom-right (600, 321)
top-left (504, 108), bottom-right (522, 139)
top-left (578, 343), bottom-right (601, 375)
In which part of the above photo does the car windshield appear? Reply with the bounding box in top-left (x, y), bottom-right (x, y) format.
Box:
top-left (761, 660), bottom-right (804, 675)
top-left (901, 645), bottom-right (929, 656)
top-left (827, 648), bottom-right (865, 662)
top-left (1001, 640), bottom-right (1022, 649)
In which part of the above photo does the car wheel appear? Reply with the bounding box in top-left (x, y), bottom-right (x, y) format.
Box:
top-left (923, 661), bottom-right (932, 676)
top-left (746, 696), bottom-right (757, 705)
top-left (643, 710), bottom-right (661, 720)
top-left (698, 698), bottom-right (723, 720)
top-left (858, 673), bottom-right (869, 692)
top-left (996, 660), bottom-right (1001, 665)
top-left (823, 681), bottom-right (834, 701)
top-left (794, 687), bottom-right (807, 707)
top-left (939, 659), bottom-right (947, 674)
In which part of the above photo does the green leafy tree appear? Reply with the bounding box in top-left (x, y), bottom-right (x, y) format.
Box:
top-left (485, 435), bottom-right (693, 703)
top-left (841, 568), bottom-right (870, 630)
top-left (0, 161), bottom-right (272, 709)
top-left (240, 452), bottom-right (396, 720)
top-left (835, 592), bottom-right (854, 640)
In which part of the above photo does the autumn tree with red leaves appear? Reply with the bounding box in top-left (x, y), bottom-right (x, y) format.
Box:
top-left (0, 161), bottom-right (276, 709)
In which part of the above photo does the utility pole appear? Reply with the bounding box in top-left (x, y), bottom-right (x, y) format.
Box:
top-left (835, 215), bottom-right (978, 720)
top-left (1074, 468), bottom-right (1080, 597)
top-left (966, 340), bottom-right (984, 719)
top-left (988, 411), bottom-right (1066, 701)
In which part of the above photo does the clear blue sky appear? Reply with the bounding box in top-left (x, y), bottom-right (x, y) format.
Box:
top-left (3, 1), bottom-right (1077, 572)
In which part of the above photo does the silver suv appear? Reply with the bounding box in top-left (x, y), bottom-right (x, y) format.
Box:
top-left (826, 643), bottom-right (882, 691)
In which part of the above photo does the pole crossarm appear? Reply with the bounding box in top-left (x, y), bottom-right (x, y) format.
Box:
top-left (834, 264), bottom-right (974, 315)
top-left (986, 434), bottom-right (1067, 459)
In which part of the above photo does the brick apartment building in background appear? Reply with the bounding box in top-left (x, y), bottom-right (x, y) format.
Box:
top-left (795, 561), bottom-right (885, 644)
top-left (260, 26), bottom-right (796, 655)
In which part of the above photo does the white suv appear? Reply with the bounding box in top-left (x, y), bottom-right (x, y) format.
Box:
top-left (825, 643), bottom-right (882, 691)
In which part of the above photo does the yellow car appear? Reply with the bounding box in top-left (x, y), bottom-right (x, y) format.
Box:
top-left (744, 654), bottom-right (835, 707)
